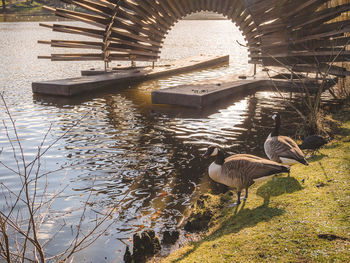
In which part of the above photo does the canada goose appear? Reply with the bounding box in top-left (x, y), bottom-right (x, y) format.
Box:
top-left (264, 113), bottom-right (308, 169)
top-left (202, 146), bottom-right (290, 205)
top-left (298, 135), bottom-right (328, 154)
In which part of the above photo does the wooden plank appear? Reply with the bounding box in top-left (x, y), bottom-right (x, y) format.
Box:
top-left (194, 0), bottom-right (201, 11)
top-left (115, 7), bottom-right (165, 37)
top-left (111, 28), bottom-right (162, 47)
top-left (221, 0), bottom-right (232, 16)
top-left (259, 37), bottom-right (350, 55)
top-left (229, 1), bottom-right (245, 24)
top-left (261, 54), bottom-right (350, 65)
top-left (47, 23), bottom-right (105, 39)
top-left (40, 40), bottom-right (160, 58)
top-left (173, 0), bottom-right (186, 16)
top-left (121, 1), bottom-right (168, 32)
top-left (217, 0), bottom-right (226, 14)
top-left (292, 63), bottom-right (350, 77)
top-left (50, 53), bottom-right (103, 61)
top-left (53, 7), bottom-right (109, 28)
top-left (291, 3), bottom-right (350, 30)
top-left (65, 0), bottom-right (113, 17)
top-left (40, 39), bottom-right (103, 49)
top-left (162, 0), bottom-right (181, 20)
top-left (178, 0), bottom-right (190, 14)
top-left (185, 0), bottom-right (196, 13)
top-left (109, 53), bottom-right (159, 61)
top-left (283, 0), bottom-right (328, 18)
top-left (258, 49), bottom-right (350, 58)
top-left (108, 36), bottom-right (159, 52)
top-left (226, 0), bottom-right (240, 19)
top-left (134, 0), bottom-right (172, 28)
top-left (164, 0), bottom-right (181, 19)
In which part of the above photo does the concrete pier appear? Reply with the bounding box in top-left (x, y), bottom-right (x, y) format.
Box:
top-left (32, 55), bottom-right (229, 96)
top-left (151, 75), bottom-right (331, 108)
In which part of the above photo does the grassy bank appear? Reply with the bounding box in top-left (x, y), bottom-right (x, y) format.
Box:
top-left (164, 108), bottom-right (350, 263)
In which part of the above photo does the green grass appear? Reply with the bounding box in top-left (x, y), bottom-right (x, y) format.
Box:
top-left (0, 1), bottom-right (41, 9)
top-left (164, 109), bottom-right (350, 263)
top-left (0, 1), bottom-right (8, 8)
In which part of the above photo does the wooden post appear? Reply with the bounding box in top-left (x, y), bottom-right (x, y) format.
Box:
top-left (253, 63), bottom-right (257, 76)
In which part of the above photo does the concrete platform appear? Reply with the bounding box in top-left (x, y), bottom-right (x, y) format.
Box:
top-left (32, 55), bottom-right (229, 96)
top-left (151, 74), bottom-right (332, 108)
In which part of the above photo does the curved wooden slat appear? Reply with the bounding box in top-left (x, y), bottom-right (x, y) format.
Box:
top-left (38, 0), bottom-right (350, 76)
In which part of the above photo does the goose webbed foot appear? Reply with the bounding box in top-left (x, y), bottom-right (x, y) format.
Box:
top-left (242, 188), bottom-right (248, 201)
top-left (227, 202), bottom-right (240, 207)
top-left (228, 191), bottom-right (243, 207)
top-left (235, 191), bottom-right (241, 205)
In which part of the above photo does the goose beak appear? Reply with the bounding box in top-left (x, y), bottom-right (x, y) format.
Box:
top-left (202, 150), bottom-right (210, 158)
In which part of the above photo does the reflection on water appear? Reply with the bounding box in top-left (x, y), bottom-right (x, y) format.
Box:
top-left (0, 20), bottom-right (318, 261)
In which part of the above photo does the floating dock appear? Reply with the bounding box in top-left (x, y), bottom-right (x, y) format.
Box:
top-left (151, 74), bottom-right (332, 108)
top-left (32, 55), bottom-right (229, 96)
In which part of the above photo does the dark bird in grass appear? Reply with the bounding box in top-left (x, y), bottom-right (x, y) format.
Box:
top-left (264, 113), bottom-right (309, 172)
top-left (202, 146), bottom-right (290, 205)
top-left (298, 135), bottom-right (328, 155)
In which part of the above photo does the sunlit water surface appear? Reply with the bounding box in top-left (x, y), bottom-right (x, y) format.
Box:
top-left (0, 20), bottom-right (319, 262)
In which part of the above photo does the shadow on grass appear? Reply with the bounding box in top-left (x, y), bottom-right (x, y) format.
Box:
top-left (172, 203), bottom-right (284, 262)
top-left (307, 153), bottom-right (328, 163)
top-left (171, 177), bottom-right (303, 262)
top-left (318, 162), bottom-right (330, 180)
top-left (324, 143), bottom-right (341, 150)
top-left (256, 176), bottom-right (303, 205)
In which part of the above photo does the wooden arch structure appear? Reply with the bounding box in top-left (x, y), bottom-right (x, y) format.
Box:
top-left (39, 0), bottom-right (350, 76)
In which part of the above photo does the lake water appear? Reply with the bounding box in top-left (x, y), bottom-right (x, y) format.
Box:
top-left (0, 19), bottom-right (315, 262)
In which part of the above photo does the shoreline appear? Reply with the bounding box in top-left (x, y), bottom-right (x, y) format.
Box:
top-left (162, 106), bottom-right (350, 262)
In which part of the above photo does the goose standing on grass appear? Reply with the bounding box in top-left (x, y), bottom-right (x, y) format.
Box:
top-left (264, 113), bottom-right (309, 171)
top-left (202, 146), bottom-right (290, 205)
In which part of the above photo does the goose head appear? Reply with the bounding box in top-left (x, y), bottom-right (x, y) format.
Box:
top-left (270, 112), bottom-right (281, 137)
top-left (202, 146), bottom-right (225, 165)
top-left (271, 112), bottom-right (280, 122)
top-left (202, 146), bottom-right (220, 158)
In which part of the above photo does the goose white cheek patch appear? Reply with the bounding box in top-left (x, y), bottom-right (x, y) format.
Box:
top-left (210, 147), bottom-right (218, 156)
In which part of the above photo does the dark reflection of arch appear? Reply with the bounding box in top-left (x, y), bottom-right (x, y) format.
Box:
top-left (99, 91), bottom-right (207, 227)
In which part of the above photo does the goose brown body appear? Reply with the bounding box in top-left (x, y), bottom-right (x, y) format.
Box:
top-left (212, 154), bottom-right (290, 191)
top-left (264, 113), bottom-right (308, 166)
top-left (264, 135), bottom-right (308, 165)
top-left (203, 147), bottom-right (290, 205)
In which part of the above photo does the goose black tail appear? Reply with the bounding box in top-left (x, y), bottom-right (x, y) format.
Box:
top-left (280, 165), bottom-right (290, 173)
top-left (299, 158), bottom-right (309, 166)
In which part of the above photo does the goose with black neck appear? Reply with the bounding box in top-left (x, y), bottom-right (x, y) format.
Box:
top-left (202, 146), bottom-right (290, 205)
top-left (264, 113), bottom-right (309, 173)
